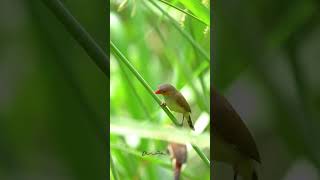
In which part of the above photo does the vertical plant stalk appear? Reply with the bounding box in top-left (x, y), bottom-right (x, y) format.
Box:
top-left (110, 155), bottom-right (119, 180)
top-left (42, 0), bottom-right (109, 78)
top-left (110, 41), bottom-right (210, 167)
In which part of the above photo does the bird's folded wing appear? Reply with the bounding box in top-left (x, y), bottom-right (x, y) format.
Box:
top-left (175, 92), bottom-right (191, 113)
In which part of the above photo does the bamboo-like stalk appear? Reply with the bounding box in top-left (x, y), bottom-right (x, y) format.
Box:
top-left (110, 41), bottom-right (210, 167)
top-left (42, 0), bottom-right (109, 78)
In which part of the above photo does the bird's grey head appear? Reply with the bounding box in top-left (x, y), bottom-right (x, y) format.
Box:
top-left (155, 83), bottom-right (177, 95)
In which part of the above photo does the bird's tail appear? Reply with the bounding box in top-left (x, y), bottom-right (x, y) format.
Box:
top-left (187, 115), bottom-right (194, 130)
top-left (174, 161), bottom-right (182, 180)
top-left (252, 170), bottom-right (258, 180)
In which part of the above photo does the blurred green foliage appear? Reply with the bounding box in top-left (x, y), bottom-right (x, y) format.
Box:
top-left (0, 0), bottom-right (107, 179)
top-left (110, 0), bottom-right (210, 179)
top-left (2, 0), bottom-right (318, 179)
top-left (214, 0), bottom-right (320, 179)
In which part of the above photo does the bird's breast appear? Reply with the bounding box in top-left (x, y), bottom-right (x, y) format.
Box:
top-left (164, 96), bottom-right (185, 113)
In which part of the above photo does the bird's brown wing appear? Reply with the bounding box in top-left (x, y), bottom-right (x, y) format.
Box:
top-left (212, 90), bottom-right (261, 163)
top-left (175, 92), bottom-right (191, 113)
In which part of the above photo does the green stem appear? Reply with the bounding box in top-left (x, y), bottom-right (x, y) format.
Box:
top-left (110, 41), bottom-right (210, 167)
top-left (42, 0), bottom-right (108, 78)
top-left (157, 0), bottom-right (207, 25)
top-left (110, 42), bottom-right (179, 126)
top-left (110, 155), bottom-right (120, 180)
top-left (192, 144), bottom-right (210, 165)
top-left (148, 0), bottom-right (210, 62)
top-left (150, 19), bottom-right (209, 89)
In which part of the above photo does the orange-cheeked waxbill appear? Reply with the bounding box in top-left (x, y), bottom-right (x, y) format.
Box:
top-left (154, 84), bottom-right (194, 130)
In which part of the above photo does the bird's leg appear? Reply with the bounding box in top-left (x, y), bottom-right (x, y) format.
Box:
top-left (179, 115), bottom-right (184, 126)
top-left (233, 166), bottom-right (238, 180)
top-left (160, 102), bottom-right (166, 108)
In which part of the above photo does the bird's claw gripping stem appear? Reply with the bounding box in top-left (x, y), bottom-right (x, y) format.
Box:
top-left (160, 102), bottom-right (166, 108)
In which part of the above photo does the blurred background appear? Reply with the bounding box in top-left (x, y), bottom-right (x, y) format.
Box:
top-left (110, 0), bottom-right (210, 179)
top-left (2, 0), bottom-right (319, 179)
top-left (214, 0), bottom-right (320, 179)
top-left (0, 0), bottom-right (107, 180)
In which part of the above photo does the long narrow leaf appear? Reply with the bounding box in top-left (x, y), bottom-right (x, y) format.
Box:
top-left (176, 0), bottom-right (210, 25)
top-left (157, 0), bottom-right (207, 25)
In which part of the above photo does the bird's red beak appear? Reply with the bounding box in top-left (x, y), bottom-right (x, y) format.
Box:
top-left (154, 89), bottom-right (162, 94)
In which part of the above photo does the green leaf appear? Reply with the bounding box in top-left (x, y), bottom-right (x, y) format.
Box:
top-left (175, 0), bottom-right (210, 25)
top-left (147, 0), bottom-right (210, 62)
top-left (157, 0), bottom-right (208, 25)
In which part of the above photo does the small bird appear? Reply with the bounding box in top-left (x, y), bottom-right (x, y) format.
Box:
top-left (213, 89), bottom-right (261, 180)
top-left (167, 142), bottom-right (187, 180)
top-left (154, 84), bottom-right (194, 130)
